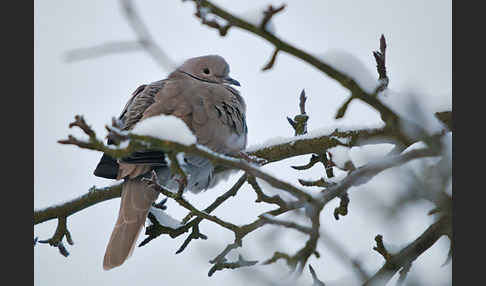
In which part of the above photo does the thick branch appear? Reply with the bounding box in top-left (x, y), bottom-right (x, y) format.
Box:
top-left (188, 1), bottom-right (442, 148)
top-left (190, 2), bottom-right (402, 124)
top-left (59, 116), bottom-right (315, 202)
top-left (37, 114), bottom-right (445, 228)
top-left (247, 125), bottom-right (394, 165)
top-left (189, 0), bottom-right (371, 97)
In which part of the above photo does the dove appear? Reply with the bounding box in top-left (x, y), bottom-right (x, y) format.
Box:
top-left (93, 55), bottom-right (247, 270)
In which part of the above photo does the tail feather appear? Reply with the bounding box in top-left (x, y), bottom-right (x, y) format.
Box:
top-left (103, 179), bottom-right (159, 270)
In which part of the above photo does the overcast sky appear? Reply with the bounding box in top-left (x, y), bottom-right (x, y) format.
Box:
top-left (34, 1), bottom-right (451, 285)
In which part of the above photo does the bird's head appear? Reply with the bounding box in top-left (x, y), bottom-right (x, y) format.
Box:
top-left (177, 55), bottom-right (240, 87)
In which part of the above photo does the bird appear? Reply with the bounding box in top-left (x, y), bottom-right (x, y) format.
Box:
top-left (93, 55), bottom-right (247, 270)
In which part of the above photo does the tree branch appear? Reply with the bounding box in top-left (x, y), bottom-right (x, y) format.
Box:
top-left (37, 216), bottom-right (74, 257)
top-left (65, 0), bottom-right (176, 70)
top-left (373, 34), bottom-right (389, 92)
top-left (35, 120), bottom-right (406, 229)
top-left (364, 215), bottom-right (451, 285)
top-left (36, 4), bottom-right (452, 282)
top-left (34, 184), bottom-right (122, 225)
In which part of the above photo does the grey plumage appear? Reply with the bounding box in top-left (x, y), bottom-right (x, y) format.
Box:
top-left (98, 55), bottom-right (247, 270)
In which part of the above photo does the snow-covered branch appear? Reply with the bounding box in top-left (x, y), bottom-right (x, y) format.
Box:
top-left (35, 2), bottom-right (452, 284)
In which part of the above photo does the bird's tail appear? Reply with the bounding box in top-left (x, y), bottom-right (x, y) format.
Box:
top-left (103, 179), bottom-right (159, 270)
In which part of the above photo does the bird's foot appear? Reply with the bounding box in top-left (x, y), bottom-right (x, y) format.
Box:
top-left (152, 197), bottom-right (168, 210)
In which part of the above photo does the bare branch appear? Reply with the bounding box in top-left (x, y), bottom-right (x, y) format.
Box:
top-left (373, 34), bottom-right (389, 92)
top-left (261, 48), bottom-right (280, 71)
top-left (34, 184), bottom-right (122, 225)
top-left (291, 154), bottom-right (321, 170)
top-left (336, 35), bottom-right (389, 119)
top-left (335, 95), bottom-right (355, 119)
top-left (299, 89), bottom-right (307, 115)
top-left (39, 113), bottom-right (443, 231)
top-left (208, 254), bottom-right (258, 277)
top-left (259, 214), bottom-right (312, 234)
top-left (298, 177), bottom-right (334, 188)
top-left (64, 0), bottom-right (176, 70)
top-left (318, 230), bottom-right (369, 282)
top-left (166, 152), bottom-right (188, 195)
top-left (140, 173), bottom-right (247, 248)
top-left (68, 115), bottom-right (96, 138)
top-left (321, 152), bottom-right (335, 178)
top-left (59, 115), bottom-right (315, 202)
top-left (397, 262), bottom-right (412, 286)
top-left (287, 89), bottom-right (309, 136)
top-left (37, 216), bottom-right (73, 257)
top-left (260, 4), bottom-right (286, 30)
top-left (318, 147), bottom-right (440, 205)
top-left (435, 111), bottom-right (452, 131)
top-left (194, 1), bottom-right (232, 36)
top-left (309, 264), bottom-right (326, 286)
top-left (333, 193), bottom-right (349, 220)
top-left (364, 215), bottom-right (451, 285)
top-left (36, 2), bottom-right (452, 282)
top-left (143, 171), bottom-right (241, 233)
top-left (247, 175), bottom-right (288, 209)
top-left (65, 41), bottom-right (142, 62)
top-left (372, 235), bottom-right (392, 261)
top-left (175, 223), bottom-right (207, 254)
top-left (262, 203), bottom-right (322, 277)
top-left (187, 2), bottom-right (440, 149)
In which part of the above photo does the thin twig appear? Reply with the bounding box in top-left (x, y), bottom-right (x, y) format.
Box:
top-left (287, 89), bottom-right (309, 136)
top-left (260, 4), bottom-right (286, 30)
top-left (261, 48), bottom-right (280, 71)
top-left (373, 34), bottom-right (389, 92)
top-left (37, 216), bottom-right (73, 257)
top-left (309, 264), bottom-right (326, 286)
top-left (364, 215), bottom-right (451, 285)
top-left (208, 254), bottom-right (258, 277)
top-left (65, 0), bottom-right (175, 70)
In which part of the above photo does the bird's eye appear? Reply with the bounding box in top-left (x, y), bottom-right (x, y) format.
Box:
top-left (203, 68), bottom-right (210, 74)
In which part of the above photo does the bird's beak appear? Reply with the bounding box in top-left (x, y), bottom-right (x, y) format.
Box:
top-left (223, 76), bottom-right (241, 86)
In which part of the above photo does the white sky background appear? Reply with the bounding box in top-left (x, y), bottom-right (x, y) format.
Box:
top-left (34, 1), bottom-right (451, 285)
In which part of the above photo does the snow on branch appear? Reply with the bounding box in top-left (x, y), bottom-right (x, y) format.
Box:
top-left (179, 2), bottom-right (452, 282)
top-left (35, 2), bottom-right (452, 283)
top-left (132, 114), bottom-right (197, 145)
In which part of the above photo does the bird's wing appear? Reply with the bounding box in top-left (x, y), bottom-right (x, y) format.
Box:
top-left (141, 77), bottom-right (248, 156)
top-left (120, 80), bottom-right (164, 131)
top-left (93, 80), bottom-right (166, 179)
